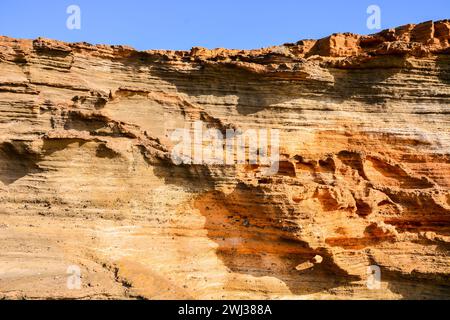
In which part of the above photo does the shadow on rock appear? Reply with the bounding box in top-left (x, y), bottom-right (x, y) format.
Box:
top-left (193, 182), bottom-right (358, 295)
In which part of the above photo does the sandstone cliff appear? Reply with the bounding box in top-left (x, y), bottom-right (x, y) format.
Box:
top-left (0, 20), bottom-right (449, 299)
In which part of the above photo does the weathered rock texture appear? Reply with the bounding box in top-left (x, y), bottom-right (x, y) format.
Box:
top-left (0, 20), bottom-right (450, 299)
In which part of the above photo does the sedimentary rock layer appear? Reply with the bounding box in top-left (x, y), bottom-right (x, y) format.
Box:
top-left (0, 20), bottom-right (449, 299)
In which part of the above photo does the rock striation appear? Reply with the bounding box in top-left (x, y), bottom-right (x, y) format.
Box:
top-left (0, 20), bottom-right (449, 299)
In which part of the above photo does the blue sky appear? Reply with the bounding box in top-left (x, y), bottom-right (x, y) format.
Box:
top-left (0, 0), bottom-right (448, 50)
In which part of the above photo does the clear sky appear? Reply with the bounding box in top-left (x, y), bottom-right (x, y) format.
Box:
top-left (0, 0), bottom-right (448, 50)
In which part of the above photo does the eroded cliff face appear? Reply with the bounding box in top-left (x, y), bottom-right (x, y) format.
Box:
top-left (0, 20), bottom-right (449, 299)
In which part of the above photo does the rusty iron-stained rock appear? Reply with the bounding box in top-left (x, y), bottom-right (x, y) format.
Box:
top-left (0, 20), bottom-right (449, 299)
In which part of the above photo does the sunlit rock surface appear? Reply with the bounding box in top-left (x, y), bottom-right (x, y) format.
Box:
top-left (0, 20), bottom-right (449, 299)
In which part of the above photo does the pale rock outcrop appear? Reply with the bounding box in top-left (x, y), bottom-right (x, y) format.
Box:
top-left (0, 20), bottom-right (449, 299)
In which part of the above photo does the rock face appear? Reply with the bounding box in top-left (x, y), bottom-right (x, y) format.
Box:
top-left (0, 20), bottom-right (449, 299)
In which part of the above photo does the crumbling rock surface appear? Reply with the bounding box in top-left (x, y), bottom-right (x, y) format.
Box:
top-left (0, 20), bottom-right (449, 299)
